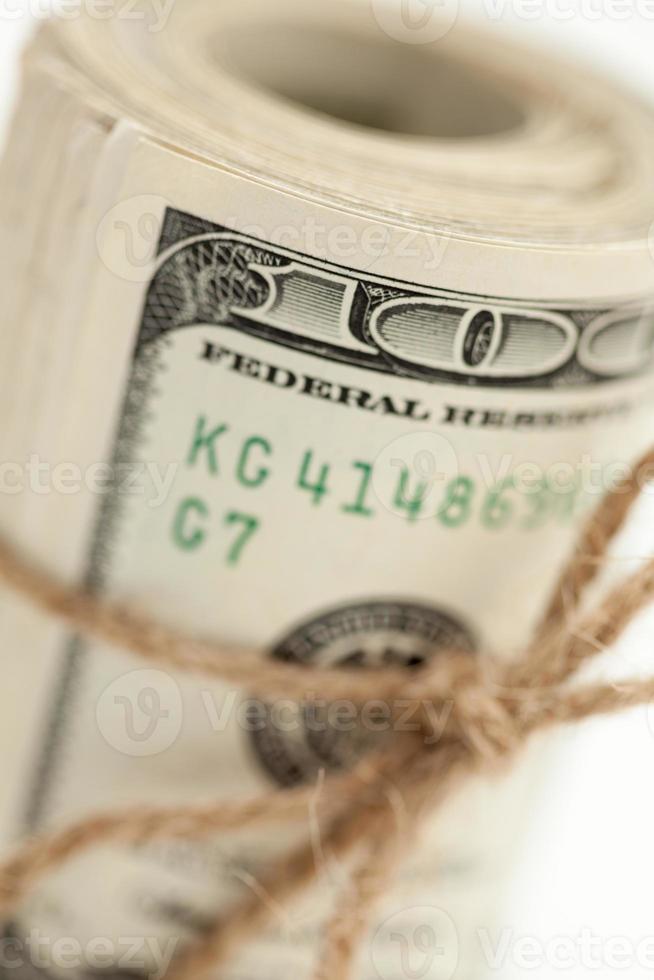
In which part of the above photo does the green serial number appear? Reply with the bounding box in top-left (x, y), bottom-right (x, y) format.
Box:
top-left (169, 416), bottom-right (582, 565)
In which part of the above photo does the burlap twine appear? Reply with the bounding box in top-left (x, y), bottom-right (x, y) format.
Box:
top-left (2, 449), bottom-right (654, 979)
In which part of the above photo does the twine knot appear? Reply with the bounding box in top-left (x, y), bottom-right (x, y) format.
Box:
top-left (453, 673), bottom-right (522, 764)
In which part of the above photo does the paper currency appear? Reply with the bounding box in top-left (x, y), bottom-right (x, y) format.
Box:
top-left (1, 1), bottom-right (654, 977)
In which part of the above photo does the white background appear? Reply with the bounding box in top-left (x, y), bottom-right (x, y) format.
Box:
top-left (1, 4), bottom-right (654, 978)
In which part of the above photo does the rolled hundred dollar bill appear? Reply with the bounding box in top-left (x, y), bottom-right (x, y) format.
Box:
top-left (1, 0), bottom-right (654, 976)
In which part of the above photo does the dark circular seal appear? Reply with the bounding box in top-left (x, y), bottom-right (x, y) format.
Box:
top-left (249, 599), bottom-right (476, 787)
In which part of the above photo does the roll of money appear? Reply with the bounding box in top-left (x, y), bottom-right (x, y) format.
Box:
top-left (1, 1), bottom-right (654, 976)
